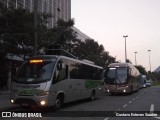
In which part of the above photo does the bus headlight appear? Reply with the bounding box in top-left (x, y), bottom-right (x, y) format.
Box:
top-left (40, 100), bottom-right (46, 106)
top-left (107, 89), bottom-right (110, 92)
top-left (123, 90), bottom-right (126, 93)
top-left (11, 99), bottom-right (14, 103)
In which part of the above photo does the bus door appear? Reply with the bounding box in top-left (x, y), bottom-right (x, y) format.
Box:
top-left (51, 59), bottom-right (77, 102)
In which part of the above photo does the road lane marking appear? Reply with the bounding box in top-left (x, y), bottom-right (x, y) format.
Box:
top-left (150, 104), bottom-right (160, 120)
top-left (132, 98), bottom-right (135, 101)
top-left (104, 118), bottom-right (109, 120)
top-left (123, 104), bottom-right (127, 108)
top-left (154, 117), bottom-right (160, 120)
top-left (150, 104), bottom-right (154, 113)
top-left (128, 101), bottom-right (132, 104)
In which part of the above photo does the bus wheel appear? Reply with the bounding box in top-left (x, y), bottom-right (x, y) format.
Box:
top-left (54, 95), bottom-right (64, 110)
top-left (91, 91), bottom-right (96, 101)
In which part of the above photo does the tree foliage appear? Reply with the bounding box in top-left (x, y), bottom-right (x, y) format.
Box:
top-left (0, 8), bottom-right (33, 56)
top-left (47, 19), bottom-right (77, 51)
top-left (126, 59), bottom-right (132, 64)
top-left (0, 3), bottom-right (50, 88)
top-left (151, 72), bottom-right (160, 81)
top-left (0, 4), bottom-right (49, 57)
top-left (135, 65), bottom-right (147, 75)
top-left (73, 39), bottom-right (116, 68)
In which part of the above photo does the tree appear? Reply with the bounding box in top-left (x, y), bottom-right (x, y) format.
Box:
top-left (0, 4), bottom-right (50, 58)
top-left (47, 19), bottom-right (78, 51)
top-left (151, 72), bottom-right (160, 82)
top-left (126, 59), bottom-right (132, 64)
top-left (73, 39), bottom-right (116, 67)
top-left (135, 65), bottom-right (147, 75)
top-left (0, 3), bottom-right (50, 88)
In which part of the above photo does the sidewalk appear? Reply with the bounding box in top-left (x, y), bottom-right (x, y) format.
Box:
top-left (0, 89), bottom-right (18, 110)
top-left (0, 89), bottom-right (9, 95)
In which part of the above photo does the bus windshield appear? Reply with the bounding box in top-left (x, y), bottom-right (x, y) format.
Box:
top-left (107, 67), bottom-right (128, 84)
top-left (14, 59), bottom-right (56, 84)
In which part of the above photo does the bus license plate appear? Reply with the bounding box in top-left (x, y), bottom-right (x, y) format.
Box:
top-left (22, 103), bottom-right (29, 106)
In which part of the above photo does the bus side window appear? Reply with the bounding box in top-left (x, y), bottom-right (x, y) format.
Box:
top-left (52, 61), bottom-right (68, 84)
top-left (60, 63), bottom-right (68, 80)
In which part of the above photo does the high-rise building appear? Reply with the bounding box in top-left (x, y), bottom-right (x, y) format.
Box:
top-left (0, 0), bottom-right (71, 28)
top-left (53, 0), bottom-right (71, 25)
top-left (72, 27), bottom-right (92, 42)
top-left (0, 0), bottom-right (91, 42)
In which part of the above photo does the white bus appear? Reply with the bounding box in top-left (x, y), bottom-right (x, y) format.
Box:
top-left (10, 54), bottom-right (103, 109)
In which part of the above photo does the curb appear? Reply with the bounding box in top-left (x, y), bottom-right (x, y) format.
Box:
top-left (0, 90), bottom-right (9, 95)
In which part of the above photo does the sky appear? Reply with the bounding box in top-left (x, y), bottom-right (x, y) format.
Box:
top-left (71, 0), bottom-right (160, 72)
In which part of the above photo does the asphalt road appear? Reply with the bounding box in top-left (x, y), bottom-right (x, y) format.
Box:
top-left (1, 86), bottom-right (160, 120)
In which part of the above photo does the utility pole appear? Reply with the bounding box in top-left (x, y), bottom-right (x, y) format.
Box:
top-left (33, 0), bottom-right (38, 56)
top-left (123, 35), bottom-right (128, 63)
top-left (134, 52), bottom-right (137, 66)
top-left (148, 50), bottom-right (151, 72)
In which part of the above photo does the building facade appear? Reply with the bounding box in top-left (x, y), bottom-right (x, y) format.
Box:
top-left (72, 27), bottom-right (92, 42)
top-left (0, 0), bottom-right (91, 42)
top-left (0, 0), bottom-right (71, 28)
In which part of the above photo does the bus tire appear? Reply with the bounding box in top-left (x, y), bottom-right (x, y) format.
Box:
top-left (54, 94), bottom-right (64, 110)
top-left (90, 90), bottom-right (96, 101)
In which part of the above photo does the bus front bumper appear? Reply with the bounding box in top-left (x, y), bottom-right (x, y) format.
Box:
top-left (10, 92), bottom-right (56, 107)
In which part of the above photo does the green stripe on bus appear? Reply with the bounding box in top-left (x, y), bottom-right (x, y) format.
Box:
top-left (85, 80), bottom-right (101, 89)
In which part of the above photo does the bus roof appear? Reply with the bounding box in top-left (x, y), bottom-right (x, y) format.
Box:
top-left (108, 63), bottom-right (132, 68)
top-left (28, 55), bottom-right (103, 69)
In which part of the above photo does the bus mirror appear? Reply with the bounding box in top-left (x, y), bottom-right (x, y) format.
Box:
top-left (57, 61), bottom-right (62, 70)
top-left (128, 69), bottom-right (131, 74)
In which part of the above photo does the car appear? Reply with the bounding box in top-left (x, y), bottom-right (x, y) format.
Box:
top-left (146, 80), bottom-right (151, 87)
top-left (143, 84), bottom-right (147, 88)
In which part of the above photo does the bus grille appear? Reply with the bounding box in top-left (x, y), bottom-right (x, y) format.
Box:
top-left (15, 98), bottom-right (38, 105)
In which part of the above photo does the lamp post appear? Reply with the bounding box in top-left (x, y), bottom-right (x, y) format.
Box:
top-left (148, 50), bottom-right (151, 72)
top-left (33, 0), bottom-right (38, 56)
top-left (134, 52), bottom-right (137, 66)
top-left (123, 35), bottom-right (128, 63)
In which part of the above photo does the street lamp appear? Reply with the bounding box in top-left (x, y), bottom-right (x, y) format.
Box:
top-left (33, 0), bottom-right (38, 56)
top-left (134, 52), bottom-right (137, 66)
top-left (123, 35), bottom-right (128, 63)
top-left (148, 50), bottom-right (151, 72)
